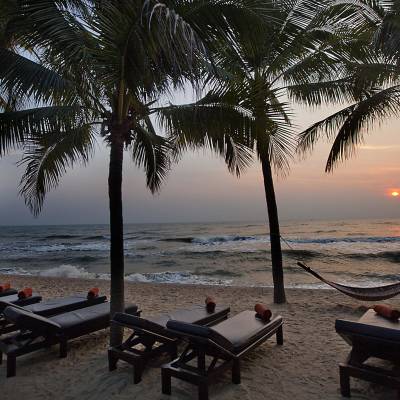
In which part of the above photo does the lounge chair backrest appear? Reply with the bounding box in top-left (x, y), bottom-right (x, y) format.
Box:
top-left (166, 320), bottom-right (233, 351)
top-left (0, 301), bottom-right (28, 313)
top-left (3, 306), bottom-right (61, 334)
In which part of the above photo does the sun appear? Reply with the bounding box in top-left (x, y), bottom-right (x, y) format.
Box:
top-left (392, 191), bottom-right (399, 197)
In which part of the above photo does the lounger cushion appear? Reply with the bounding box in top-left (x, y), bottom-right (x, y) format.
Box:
top-left (113, 304), bottom-right (230, 339)
top-left (24, 295), bottom-right (107, 317)
top-left (0, 289), bottom-right (18, 297)
top-left (50, 302), bottom-right (138, 337)
top-left (4, 302), bottom-right (138, 338)
top-left (0, 293), bottom-right (42, 306)
top-left (168, 310), bottom-right (283, 354)
top-left (336, 309), bottom-right (400, 342)
top-left (3, 306), bottom-right (62, 335)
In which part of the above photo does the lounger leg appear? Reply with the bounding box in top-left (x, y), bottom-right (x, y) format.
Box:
top-left (161, 368), bottom-right (171, 395)
top-left (133, 363), bottom-right (144, 384)
top-left (339, 364), bottom-right (351, 397)
top-left (198, 382), bottom-right (209, 400)
top-left (6, 355), bottom-right (16, 378)
top-left (0, 350), bottom-right (3, 365)
top-left (170, 343), bottom-right (178, 360)
top-left (232, 359), bottom-right (241, 384)
top-left (108, 349), bottom-right (118, 371)
top-left (59, 338), bottom-right (68, 358)
top-left (276, 325), bottom-right (283, 345)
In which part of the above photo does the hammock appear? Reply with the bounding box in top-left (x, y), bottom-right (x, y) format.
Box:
top-left (297, 261), bottom-right (400, 301)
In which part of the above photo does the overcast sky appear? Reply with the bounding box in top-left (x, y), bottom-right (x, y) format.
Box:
top-left (1, 92), bottom-right (400, 226)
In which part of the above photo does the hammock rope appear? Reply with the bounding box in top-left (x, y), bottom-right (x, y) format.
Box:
top-left (279, 234), bottom-right (400, 301)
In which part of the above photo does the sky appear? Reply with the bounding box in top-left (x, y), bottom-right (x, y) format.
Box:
top-left (1, 95), bottom-right (400, 225)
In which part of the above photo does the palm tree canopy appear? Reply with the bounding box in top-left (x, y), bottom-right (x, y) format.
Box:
top-left (297, 0), bottom-right (400, 172)
top-left (0, 0), bottom-right (279, 214)
top-left (160, 0), bottom-right (355, 175)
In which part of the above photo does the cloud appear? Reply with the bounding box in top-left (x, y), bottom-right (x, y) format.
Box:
top-left (360, 145), bottom-right (400, 151)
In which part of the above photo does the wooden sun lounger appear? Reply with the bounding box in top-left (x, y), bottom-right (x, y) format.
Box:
top-left (161, 310), bottom-right (283, 400)
top-left (0, 292), bottom-right (42, 307)
top-left (0, 294), bottom-right (108, 335)
top-left (0, 289), bottom-right (18, 298)
top-left (0, 301), bottom-right (139, 377)
top-left (108, 304), bottom-right (230, 384)
top-left (336, 309), bottom-right (400, 397)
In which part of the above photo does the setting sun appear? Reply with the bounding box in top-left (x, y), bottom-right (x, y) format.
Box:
top-left (392, 191), bottom-right (399, 197)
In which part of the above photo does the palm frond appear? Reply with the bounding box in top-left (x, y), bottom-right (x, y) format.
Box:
top-left (298, 84), bottom-right (400, 171)
top-left (131, 123), bottom-right (171, 193)
top-left (19, 122), bottom-right (96, 215)
top-left (156, 100), bottom-right (255, 176)
top-left (0, 105), bottom-right (89, 156)
top-left (0, 48), bottom-right (72, 105)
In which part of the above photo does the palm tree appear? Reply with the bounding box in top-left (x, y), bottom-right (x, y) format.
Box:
top-left (159, 0), bottom-right (348, 303)
top-left (0, 0), bottom-right (275, 344)
top-left (297, 1), bottom-right (400, 171)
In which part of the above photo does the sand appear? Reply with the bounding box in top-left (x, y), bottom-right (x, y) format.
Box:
top-left (0, 274), bottom-right (397, 400)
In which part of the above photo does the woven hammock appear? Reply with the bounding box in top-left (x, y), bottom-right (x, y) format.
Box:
top-left (297, 262), bottom-right (400, 301)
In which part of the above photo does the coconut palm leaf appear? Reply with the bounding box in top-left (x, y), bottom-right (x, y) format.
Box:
top-left (131, 123), bottom-right (171, 193)
top-left (156, 100), bottom-right (254, 176)
top-left (0, 48), bottom-right (71, 104)
top-left (0, 105), bottom-right (89, 156)
top-left (19, 122), bottom-right (95, 215)
top-left (299, 84), bottom-right (400, 171)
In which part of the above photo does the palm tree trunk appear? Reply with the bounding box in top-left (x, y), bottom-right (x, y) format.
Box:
top-left (261, 157), bottom-right (286, 303)
top-left (108, 128), bottom-right (125, 346)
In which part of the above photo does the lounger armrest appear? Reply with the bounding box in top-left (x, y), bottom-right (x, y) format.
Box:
top-left (167, 320), bottom-right (233, 350)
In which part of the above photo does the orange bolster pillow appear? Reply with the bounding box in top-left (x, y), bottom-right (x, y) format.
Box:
top-left (18, 288), bottom-right (33, 299)
top-left (87, 287), bottom-right (99, 299)
top-left (0, 283), bottom-right (11, 293)
top-left (205, 296), bottom-right (216, 313)
top-left (255, 303), bottom-right (272, 322)
top-left (373, 304), bottom-right (400, 321)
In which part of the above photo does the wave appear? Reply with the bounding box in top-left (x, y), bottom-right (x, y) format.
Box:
top-left (290, 236), bottom-right (400, 244)
top-left (0, 265), bottom-right (232, 285)
top-left (43, 234), bottom-right (82, 240)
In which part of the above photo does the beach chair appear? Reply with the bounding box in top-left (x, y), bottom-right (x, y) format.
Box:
top-left (0, 301), bottom-right (139, 377)
top-left (336, 309), bottom-right (400, 397)
top-left (0, 293), bottom-right (108, 335)
top-left (0, 292), bottom-right (42, 307)
top-left (161, 310), bottom-right (283, 400)
top-left (108, 304), bottom-right (230, 383)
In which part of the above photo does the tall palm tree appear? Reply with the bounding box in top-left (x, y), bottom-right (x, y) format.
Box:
top-left (297, 1), bottom-right (400, 171)
top-left (159, 0), bottom-right (348, 303)
top-left (0, 0), bottom-right (275, 344)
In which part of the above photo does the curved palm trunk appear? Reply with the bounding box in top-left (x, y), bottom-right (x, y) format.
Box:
top-left (108, 129), bottom-right (125, 346)
top-left (261, 157), bottom-right (286, 303)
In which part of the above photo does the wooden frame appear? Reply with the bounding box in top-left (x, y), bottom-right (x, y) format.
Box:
top-left (108, 310), bottom-right (229, 384)
top-left (338, 332), bottom-right (400, 398)
top-left (161, 322), bottom-right (283, 400)
top-left (0, 306), bottom-right (140, 377)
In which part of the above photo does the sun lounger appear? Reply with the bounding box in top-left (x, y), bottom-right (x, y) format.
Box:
top-left (161, 310), bottom-right (283, 400)
top-left (0, 292), bottom-right (42, 307)
top-left (336, 309), bottom-right (400, 397)
top-left (0, 293), bottom-right (108, 335)
top-left (108, 304), bottom-right (230, 383)
top-left (0, 288), bottom-right (18, 298)
top-left (0, 302), bottom-right (139, 377)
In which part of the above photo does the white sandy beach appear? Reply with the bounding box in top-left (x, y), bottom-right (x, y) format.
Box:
top-left (0, 274), bottom-right (397, 400)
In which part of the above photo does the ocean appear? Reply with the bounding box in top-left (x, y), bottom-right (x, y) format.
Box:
top-left (0, 219), bottom-right (399, 289)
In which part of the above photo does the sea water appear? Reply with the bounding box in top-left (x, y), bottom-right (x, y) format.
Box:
top-left (0, 218), bottom-right (399, 289)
